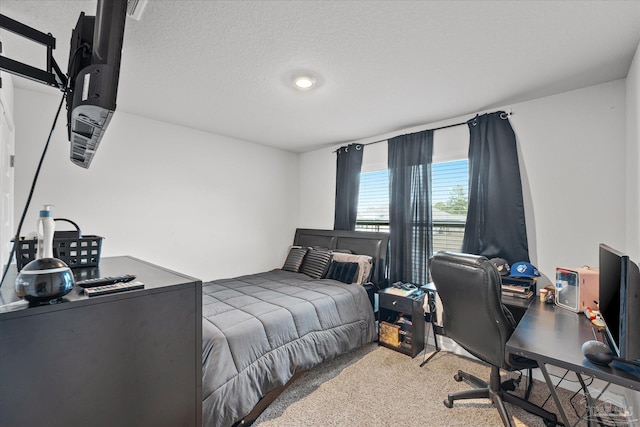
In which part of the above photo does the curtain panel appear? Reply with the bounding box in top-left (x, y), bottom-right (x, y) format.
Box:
top-left (334, 143), bottom-right (364, 231)
top-left (388, 130), bottom-right (434, 285)
top-left (462, 111), bottom-right (529, 265)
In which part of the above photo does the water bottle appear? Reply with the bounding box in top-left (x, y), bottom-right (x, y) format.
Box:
top-left (37, 204), bottom-right (55, 259)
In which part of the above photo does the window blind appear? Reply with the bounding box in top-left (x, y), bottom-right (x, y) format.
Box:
top-left (356, 169), bottom-right (389, 232)
top-left (432, 159), bottom-right (468, 253)
top-left (355, 159), bottom-right (468, 253)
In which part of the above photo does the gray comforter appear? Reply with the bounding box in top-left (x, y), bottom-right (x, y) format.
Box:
top-left (201, 269), bottom-right (376, 427)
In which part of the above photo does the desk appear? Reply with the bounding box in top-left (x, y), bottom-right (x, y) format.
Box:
top-left (507, 301), bottom-right (640, 426)
top-left (501, 293), bottom-right (534, 323)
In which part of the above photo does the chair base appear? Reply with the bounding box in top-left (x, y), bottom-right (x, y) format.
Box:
top-left (443, 367), bottom-right (557, 427)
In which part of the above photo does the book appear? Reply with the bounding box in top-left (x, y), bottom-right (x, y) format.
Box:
top-left (502, 284), bottom-right (530, 294)
top-left (502, 290), bottom-right (534, 300)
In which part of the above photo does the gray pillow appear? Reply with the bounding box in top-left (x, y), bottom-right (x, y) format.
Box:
top-left (299, 248), bottom-right (332, 279)
top-left (282, 246), bottom-right (308, 272)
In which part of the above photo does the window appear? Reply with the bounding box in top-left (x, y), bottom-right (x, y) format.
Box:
top-left (355, 159), bottom-right (468, 253)
top-left (431, 159), bottom-right (468, 253)
top-left (356, 169), bottom-right (389, 232)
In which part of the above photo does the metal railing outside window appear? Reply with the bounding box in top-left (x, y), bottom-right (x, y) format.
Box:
top-left (431, 220), bottom-right (466, 253)
top-left (355, 219), bottom-right (465, 253)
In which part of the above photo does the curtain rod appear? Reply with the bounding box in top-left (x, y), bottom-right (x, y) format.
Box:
top-left (360, 120), bottom-right (467, 149)
top-left (333, 110), bottom-right (512, 153)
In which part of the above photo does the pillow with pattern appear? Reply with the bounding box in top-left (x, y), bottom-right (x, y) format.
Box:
top-left (282, 246), bottom-right (309, 273)
top-left (326, 261), bottom-right (359, 284)
top-left (299, 247), bottom-right (332, 279)
top-left (331, 253), bottom-right (373, 285)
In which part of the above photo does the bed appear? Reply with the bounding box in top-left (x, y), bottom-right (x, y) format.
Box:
top-left (201, 228), bottom-right (389, 427)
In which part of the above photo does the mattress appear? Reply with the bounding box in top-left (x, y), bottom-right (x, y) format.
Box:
top-left (201, 268), bottom-right (376, 427)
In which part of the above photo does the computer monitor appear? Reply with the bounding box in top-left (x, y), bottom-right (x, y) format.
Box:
top-left (598, 243), bottom-right (640, 362)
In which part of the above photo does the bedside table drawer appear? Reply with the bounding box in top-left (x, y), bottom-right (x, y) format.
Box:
top-left (379, 293), bottom-right (414, 312)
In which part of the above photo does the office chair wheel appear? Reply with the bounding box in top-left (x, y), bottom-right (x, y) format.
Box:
top-left (443, 397), bottom-right (454, 408)
top-left (453, 373), bottom-right (463, 382)
top-left (543, 418), bottom-right (557, 427)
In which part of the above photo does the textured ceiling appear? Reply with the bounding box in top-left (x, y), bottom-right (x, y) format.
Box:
top-left (1, 1), bottom-right (640, 153)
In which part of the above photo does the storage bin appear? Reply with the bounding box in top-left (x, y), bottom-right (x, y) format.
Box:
top-left (14, 218), bottom-right (102, 270)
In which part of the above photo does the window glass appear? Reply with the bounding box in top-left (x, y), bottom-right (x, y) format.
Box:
top-left (356, 160), bottom-right (468, 253)
top-left (356, 169), bottom-right (389, 232)
top-left (355, 125), bottom-right (469, 252)
top-left (432, 159), bottom-right (468, 252)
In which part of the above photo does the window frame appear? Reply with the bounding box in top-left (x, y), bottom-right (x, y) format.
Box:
top-left (355, 128), bottom-right (469, 255)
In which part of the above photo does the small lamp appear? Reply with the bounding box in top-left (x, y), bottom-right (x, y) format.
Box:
top-left (14, 206), bottom-right (74, 302)
top-left (15, 258), bottom-right (74, 302)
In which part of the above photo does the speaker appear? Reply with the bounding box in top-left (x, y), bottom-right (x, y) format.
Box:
top-left (555, 267), bottom-right (599, 312)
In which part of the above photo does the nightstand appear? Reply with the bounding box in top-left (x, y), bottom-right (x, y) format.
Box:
top-left (378, 289), bottom-right (425, 357)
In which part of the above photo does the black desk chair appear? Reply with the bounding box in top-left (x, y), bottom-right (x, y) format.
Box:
top-left (430, 251), bottom-right (557, 427)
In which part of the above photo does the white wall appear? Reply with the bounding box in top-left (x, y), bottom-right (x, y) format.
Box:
top-left (12, 88), bottom-right (300, 281)
top-left (624, 39), bottom-right (640, 424)
top-left (0, 72), bottom-right (14, 114)
top-left (511, 80), bottom-right (626, 286)
top-left (0, 72), bottom-right (16, 268)
top-left (627, 42), bottom-right (640, 262)
top-left (298, 146), bottom-right (335, 229)
top-left (300, 80), bottom-right (628, 288)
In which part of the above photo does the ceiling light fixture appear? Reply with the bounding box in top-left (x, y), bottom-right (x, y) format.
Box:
top-left (293, 75), bottom-right (316, 90)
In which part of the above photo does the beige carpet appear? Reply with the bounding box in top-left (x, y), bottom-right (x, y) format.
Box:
top-left (253, 343), bottom-right (592, 426)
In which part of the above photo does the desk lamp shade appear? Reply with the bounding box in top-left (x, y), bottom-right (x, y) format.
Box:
top-left (15, 258), bottom-right (74, 302)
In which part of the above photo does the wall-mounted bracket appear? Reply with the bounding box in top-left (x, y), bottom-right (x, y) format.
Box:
top-left (0, 14), bottom-right (66, 90)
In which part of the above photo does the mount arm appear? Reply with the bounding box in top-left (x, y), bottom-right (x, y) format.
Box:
top-left (0, 14), bottom-right (66, 90)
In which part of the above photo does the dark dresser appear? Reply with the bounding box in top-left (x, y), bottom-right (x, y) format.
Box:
top-left (0, 256), bottom-right (202, 427)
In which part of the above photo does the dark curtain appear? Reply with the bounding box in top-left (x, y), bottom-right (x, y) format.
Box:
top-left (334, 143), bottom-right (364, 230)
top-left (462, 111), bottom-right (529, 265)
top-left (388, 130), bottom-right (434, 285)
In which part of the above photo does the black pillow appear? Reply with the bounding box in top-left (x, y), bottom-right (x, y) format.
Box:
top-left (326, 261), bottom-right (359, 284)
top-left (282, 246), bottom-right (309, 273)
top-left (299, 248), bottom-right (332, 279)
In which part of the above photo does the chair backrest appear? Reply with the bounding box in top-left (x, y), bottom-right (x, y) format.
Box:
top-left (430, 251), bottom-right (515, 369)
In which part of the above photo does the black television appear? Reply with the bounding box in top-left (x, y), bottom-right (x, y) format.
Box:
top-left (65, 0), bottom-right (127, 168)
top-left (598, 243), bottom-right (640, 362)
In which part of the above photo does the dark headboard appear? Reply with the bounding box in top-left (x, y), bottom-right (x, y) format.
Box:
top-left (293, 228), bottom-right (389, 288)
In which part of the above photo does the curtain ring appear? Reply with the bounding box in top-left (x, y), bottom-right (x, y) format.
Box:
top-left (345, 146), bottom-right (349, 152)
top-left (355, 144), bottom-right (362, 151)
top-left (500, 112), bottom-right (509, 120)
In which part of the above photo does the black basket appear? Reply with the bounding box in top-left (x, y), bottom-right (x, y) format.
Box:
top-left (15, 218), bottom-right (103, 271)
